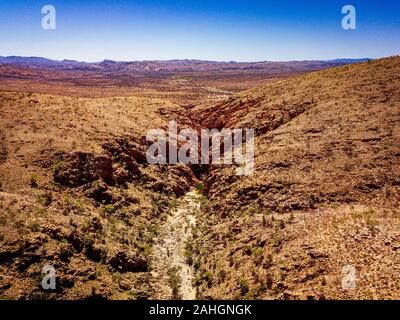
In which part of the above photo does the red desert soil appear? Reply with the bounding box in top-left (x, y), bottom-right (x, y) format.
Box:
top-left (0, 59), bottom-right (351, 105)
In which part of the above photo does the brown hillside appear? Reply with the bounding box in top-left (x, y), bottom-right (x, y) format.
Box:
top-left (0, 92), bottom-right (197, 299)
top-left (193, 57), bottom-right (400, 299)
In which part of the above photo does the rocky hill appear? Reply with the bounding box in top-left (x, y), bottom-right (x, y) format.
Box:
top-left (0, 92), bottom-right (198, 299)
top-left (192, 56), bottom-right (400, 299)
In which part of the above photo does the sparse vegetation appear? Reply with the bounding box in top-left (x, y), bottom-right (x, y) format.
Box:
top-left (30, 173), bottom-right (38, 188)
top-left (168, 198), bottom-right (177, 210)
top-left (27, 221), bottom-right (40, 232)
top-left (36, 193), bottom-right (52, 207)
top-left (239, 277), bottom-right (249, 296)
top-left (195, 183), bottom-right (204, 194)
top-left (112, 272), bottom-right (122, 284)
top-left (204, 270), bottom-right (213, 288)
top-left (84, 234), bottom-right (94, 247)
top-left (100, 204), bottom-right (116, 215)
top-left (184, 238), bottom-right (194, 265)
top-left (167, 266), bottom-right (182, 299)
top-left (271, 234), bottom-right (282, 247)
top-left (251, 246), bottom-right (264, 265)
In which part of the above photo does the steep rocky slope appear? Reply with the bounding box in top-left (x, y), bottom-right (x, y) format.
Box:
top-left (192, 57), bottom-right (400, 299)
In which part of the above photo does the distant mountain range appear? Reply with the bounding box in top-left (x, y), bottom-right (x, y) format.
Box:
top-left (326, 58), bottom-right (373, 63)
top-left (0, 56), bottom-right (373, 73)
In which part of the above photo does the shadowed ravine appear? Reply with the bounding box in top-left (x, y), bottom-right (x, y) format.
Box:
top-left (150, 190), bottom-right (201, 300)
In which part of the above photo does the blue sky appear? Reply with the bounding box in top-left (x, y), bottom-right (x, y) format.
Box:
top-left (0, 0), bottom-right (399, 62)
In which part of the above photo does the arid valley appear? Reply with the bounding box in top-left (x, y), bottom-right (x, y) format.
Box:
top-left (0, 55), bottom-right (399, 300)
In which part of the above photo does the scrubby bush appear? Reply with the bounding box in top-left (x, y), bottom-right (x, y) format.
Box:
top-left (30, 173), bottom-right (38, 188)
top-left (251, 246), bottom-right (264, 265)
top-left (100, 204), bottom-right (116, 215)
top-left (195, 183), bottom-right (204, 194)
top-left (36, 193), bottom-right (52, 207)
top-left (239, 277), bottom-right (249, 295)
top-left (167, 266), bottom-right (182, 299)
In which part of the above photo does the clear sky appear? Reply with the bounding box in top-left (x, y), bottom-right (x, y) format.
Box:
top-left (0, 0), bottom-right (399, 62)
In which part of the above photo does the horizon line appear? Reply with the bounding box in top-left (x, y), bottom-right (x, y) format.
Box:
top-left (0, 55), bottom-right (378, 64)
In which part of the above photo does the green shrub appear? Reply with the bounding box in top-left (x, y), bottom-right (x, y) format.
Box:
top-left (112, 272), bottom-right (122, 284)
top-left (239, 277), bottom-right (249, 295)
top-left (167, 267), bottom-right (182, 299)
top-left (195, 183), bottom-right (204, 193)
top-left (30, 173), bottom-right (38, 188)
top-left (204, 270), bottom-right (213, 288)
top-left (251, 247), bottom-right (264, 265)
top-left (27, 221), bottom-right (40, 232)
top-left (36, 193), bottom-right (52, 207)
top-left (184, 238), bottom-right (194, 265)
top-left (271, 234), bottom-right (282, 247)
top-left (262, 214), bottom-right (267, 226)
top-left (168, 199), bottom-right (177, 210)
top-left (366, 217), bottom-right (378, 227)
top-left (100, 204), bottom-right (116, 215)
top-left (52, 159), bottom-right (66, 172)
top-left (84, 234), bottom-right (93, 247)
